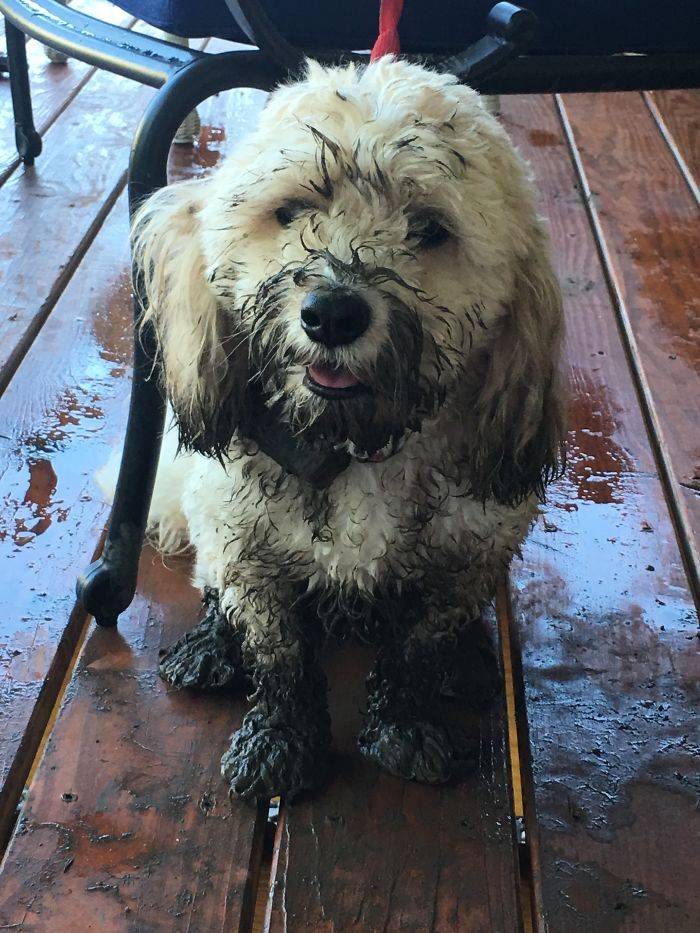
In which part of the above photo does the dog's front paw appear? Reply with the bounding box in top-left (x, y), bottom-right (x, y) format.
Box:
top-left (358, 718), bottom-right (477, 784)
top-left (159, 606), bottom-right (249, 691)
top-left (221, 715), bottom-right (329, 800)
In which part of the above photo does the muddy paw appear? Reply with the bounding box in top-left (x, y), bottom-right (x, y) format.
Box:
top-left (159, 600), bottom-right (249, 691)
top-left (358, 718), bottom-right (477, 784)
top-left (221, 716), bottom-right (329, 801)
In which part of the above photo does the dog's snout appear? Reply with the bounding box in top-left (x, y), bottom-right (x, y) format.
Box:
top-left (300, 288), bottom-right (371, 347)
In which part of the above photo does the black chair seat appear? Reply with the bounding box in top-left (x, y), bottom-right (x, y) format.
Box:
top-left (114, 0), bottom-right (700, 55)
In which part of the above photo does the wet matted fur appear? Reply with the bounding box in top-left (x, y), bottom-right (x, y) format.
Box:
top-left (109, 57), bottom-right (566, 799)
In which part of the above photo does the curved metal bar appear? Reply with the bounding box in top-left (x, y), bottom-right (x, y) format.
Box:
top-left (128, 51), bottom-right (282, 208)
top-left (223, 0), bottom-right (305, 75)
top-left (0, 0), bottom-right (202, 86)
top-left (77, 53), bottom-right (284, 626)
top-left (443, 2), bottom-right (538, 82)
top-left (488, 1), bottom-right (538, 44)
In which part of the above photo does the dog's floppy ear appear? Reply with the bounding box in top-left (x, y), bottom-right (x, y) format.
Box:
top-left (132, 180), bottom-right (248, 457)
top-left (461, 229), bottom-right (566, 506)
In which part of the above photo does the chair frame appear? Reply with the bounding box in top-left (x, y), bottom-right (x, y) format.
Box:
top-left (0, 0), bottom-right (699, 626)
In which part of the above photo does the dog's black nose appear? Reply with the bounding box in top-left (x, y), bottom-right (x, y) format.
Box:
top-left (300, 288), bottom-right (371, 347)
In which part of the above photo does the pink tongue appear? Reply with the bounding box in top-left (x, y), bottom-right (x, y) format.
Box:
top-left (308, 364), bottom-right (359, 389)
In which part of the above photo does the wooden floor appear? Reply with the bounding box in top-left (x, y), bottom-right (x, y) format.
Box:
top-left (1, 10), bottom-right (699, 932)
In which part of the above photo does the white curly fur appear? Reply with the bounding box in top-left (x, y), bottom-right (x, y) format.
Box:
top-left (104, 58), bottom-right (565, 670)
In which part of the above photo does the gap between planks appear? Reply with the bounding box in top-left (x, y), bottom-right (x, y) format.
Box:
top-left (0, 173), bottom-right (127, 396)
top-left (497, 581), bottom-right (536, 933)
top-left (497, 580), bottom-right (543, 933)
top-left (503, 88), bottom-right (700, 932)
top-left (22, 595), bottom-right (93, 797)
top-left (0, 534), bottom-right (100, 855)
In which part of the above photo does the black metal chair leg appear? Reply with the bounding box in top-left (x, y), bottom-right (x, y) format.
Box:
top-left (77, 323), bottom-right (167, 627)
top-left (4, 17), bottom-right (42, 164)
top-left (77, 56), bottom-right (279, 628)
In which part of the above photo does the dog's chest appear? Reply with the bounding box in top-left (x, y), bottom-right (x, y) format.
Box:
top-left (308, 470), bottom-right (403, 590)
top-left (186, 444), bottom-right (535, 594)
top-left (306, 456), bottom-right (533, 591)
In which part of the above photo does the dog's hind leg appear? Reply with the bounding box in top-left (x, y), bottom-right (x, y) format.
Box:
top-left (441, 617), bottom-right (502, 709)
top-left (159, 587), bottom-right (251, 691)
top-left (221, 586), bottom-right (331, 801)
top-left (358, 594), bottom-right (479, 784)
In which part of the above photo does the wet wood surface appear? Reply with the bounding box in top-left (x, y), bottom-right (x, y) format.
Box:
top-left (559, 91), bottom-right (700, 572)
top-left (1, 11), bottom-right (699, 927)
top-left (0, 547), bottom-right (267, 932)
top-left (0, 2), bottom-right (135, 183)
top-left (648, 89), bottom-right (700, 184)
top-left (0, 190), bottom-right (132, 848)
top-left (266, 637), bottom-right (521, 933)
top-left (0, 27), bottom-right (210, 394)
top-left (502, 93), bottom-right (700, 933)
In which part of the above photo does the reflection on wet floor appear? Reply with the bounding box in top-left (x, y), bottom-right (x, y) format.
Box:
top-left (167, 87), bottom-right (268, 182)
top-left (12, 458), bottom-right (61, 546)
top-left (527, 128), bottom-right (561, 148)
top-left (565, 366), bottom-right (634, 506)
top-left (626, 216), bottom-right (700, 371)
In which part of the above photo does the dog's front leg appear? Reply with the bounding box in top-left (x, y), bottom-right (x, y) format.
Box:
top-left (359, 600), bottom-right (478, 784)
top-left (159, 587), bottom-right (250, 691)
top-left (221, 587), bottom-right (331, 801)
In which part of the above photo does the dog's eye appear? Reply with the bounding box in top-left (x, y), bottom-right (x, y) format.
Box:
top-left (275, 200), bottom-right (313, 227)
top-left (406, 213), bottom-right (451, 248)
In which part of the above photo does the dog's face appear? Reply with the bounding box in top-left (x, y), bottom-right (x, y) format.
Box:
top-left (135, 58), bottom-right (565, 502)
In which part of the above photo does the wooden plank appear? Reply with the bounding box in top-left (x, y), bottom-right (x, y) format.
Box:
top-left (558, 90), bottom-right (700, 584)
top-left (0, 547), bottom-right (267, 932)
top-left (0, 1), bottom-right (135, 184)
top-left (501, 93), bottom-right (700, 933)
top-left (265, 635), bottom-right (521, 932)
top-left (646, 89), bottom-right (700, 193)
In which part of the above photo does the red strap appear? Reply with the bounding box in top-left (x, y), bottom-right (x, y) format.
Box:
top-left (370, 0), bottom-right (405, 60)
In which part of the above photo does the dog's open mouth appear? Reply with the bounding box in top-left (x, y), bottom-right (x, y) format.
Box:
top-left (304, 364), bottom-right (369, 400)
